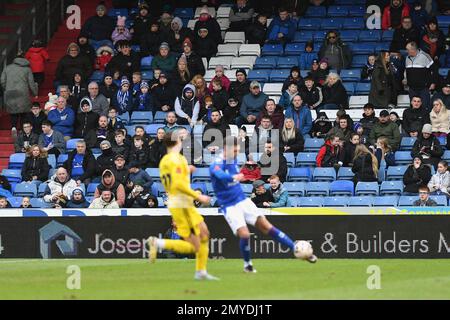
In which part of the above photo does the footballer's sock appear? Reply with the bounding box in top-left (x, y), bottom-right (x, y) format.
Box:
top-left (239, 238), bottom-right (251, 265)
top-left (195, 238), bottom-right (209, 272)
top-left (269, 227), bottom-right (295, 251)
top-left (161, 239), bottom-right (196, 254)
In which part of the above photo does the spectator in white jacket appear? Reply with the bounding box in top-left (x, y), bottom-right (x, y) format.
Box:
top-left (430, 99), bottom-right (450, 137)
top-left (89, 189), bottom-right (120, 209)
top-left (43, 167), bottom-right (78, 206)
top-left (428, 160), bottom-right (450, 195)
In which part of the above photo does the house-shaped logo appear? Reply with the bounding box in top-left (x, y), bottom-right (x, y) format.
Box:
top-left (39, 221), bottom-right (82, 259)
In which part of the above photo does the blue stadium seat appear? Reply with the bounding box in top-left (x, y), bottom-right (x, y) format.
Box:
top-left (298, 18), bottom-right (322, 30)
top-left (253, 57), bottom-right (278, 69)
top-left (8, 197), bottom-right (22, 208)
top-left (305, 182), bottom-right (329, 196)
top-left (157, 197), bottom-right (165, 207)
top-left (304, 138), bottom-right (324, 152)
top-left (327, 6), bottom-right (349, 17)
top-left (437, 15), bottom-right (450, 28)
top-left (329, 180), bottom-right (354, 196)
top-left (348, 5), bottom-right (365, 16)
top-left (145, 168), bottom-right (161, 182)
top-left (284, 153), bottom-right (296, 167)
top-left (191, 183), bottom-right (207, 195)
top-left (205, 182), bottom-right (214, 196)
top-left (437, 136), bottom-right (447, 147)
top-left (269, 69), bottom-right (291, 82)
top-left (381, 29), bottom-right (395, 41)
top-left (125, 125), bottom-right (136, 135)
top-left (248, 69), bottom-right (270, 82)
top-left (339, 30), bottom-right (359, 42)
top-left (285, 43), bottom-right (304, 56)
top-left (287, 167), bottom-right (312, 182)
top-left (89, 71), bottom-right (104, 82)
top-left (293, 31), bottom-right (314, 42)
top-left (13, 183), bottom-right (37, 197)
top-left (386, 166), bottom-right (408, 180)
top-left (130, 111), bottom-right (153, 125)
top-left (355, 181), bottom-right (379, 196)
top-left (298, 197), bottom-right (324, 207)
top-left (305, 6), bottom-right (327, 17)
top-left (277, 56), bottom-right (299, 68)
top-left (131, 45), bottom-right (140, 52)
top-left (141, 70), bottom-right (153, 80)
top-left (283, 182), bottom-right (305, 196)
top-left (241, 183), bottom-right (253, 196)
top-left (191, 168), bottom-right (210, 183)
top-left (313, 167), bottom-right (336, 182)
top-left (343, 82), bottom-right (355, 95)
top-left (400, 137), bottom-right (417, 151)
top-left (398, 195), bottom-right (417, 206)
top-left (47, 154), bottom-right (56, 169)
top-left (261, 44), bottom-right (284, 56)
top-left (337, 167), bottom-right (355, 180)
top-left (140, 56), bottom-right (153, 70)
top-left (174, 7), bottom-right (194, 19)
top-left (351, 55), bottom-right (368, 68)
top-left (108, 8), bottom-right (128, 17)
top-left (289, 197), bottom-right (299, 207)
top-left (340, 69), bottom-right (361, 82)
top-left (430, 195), bottom-right (448, 206)
top-left (153, 111), bottom-right (167, 124)
top-left (348, 196), bottom-right (373, 206)
top-left (438, 68), bottom-right (450, 77)
top-left (321, 18), bottom-right (343, 30)
top-left (38, 182), bottom-right (48, 197)
top-left (66, 138), bottom-right (81, 151)
top-left (442, 150), bottom-right (450, 161)
top-left (395, 151), bottom-right (413, 165)
top-left (86, 183), bottom-right (99, 196)
top-left (373, 196), bottom-right (399, 206)
top-left (296, 152), bottom-right (318, 167)
top-left (351, 42), bottom-right (376, 54)
top-left (343, 17), bottom-right (364, 29)
top-left (2, 169), bottom-right (22, 183)
top-left (144, 124), bottom-right (164, 136)
top-left (323, 196), bottom-right (348, 207)
top-left (151, 182), bottom-right (166, 197)
top-left (8, 153), bottom-right (25, 169)
top-left (313, 30), bottom-right (328, 42)
top-left (30, 197), bottom-right (52, 208)
top-left (358, 30), bottom-right (381, 42)
top-left (355, 82), bottom-right (371, 95)
top-left (118, 112), bottom-right (130, 125)
top-left (375, 42), bottom-right (390, 52)
top-left (380, 181), bottom-right (403, 195)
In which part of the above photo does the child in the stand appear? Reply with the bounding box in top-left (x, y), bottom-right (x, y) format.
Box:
top-left (111, 16), bottom-right (132, 45)
top-left (133, 81), bottom-right (153, 112)
top-left (113, 77), bottom-right (133, 115)
top-left (25, 39), bottom-right (49, 86)
top-left (361, 54), bottom-right (376, 81)
top-left (95, 46), bottom-right (114, 71)
top-left (299, 41), bottom-right (317, 71)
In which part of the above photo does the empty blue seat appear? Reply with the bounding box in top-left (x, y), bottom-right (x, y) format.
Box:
top-left (348, 5), bottom-right (365, 16)
top-left (248, 69), bottom-right (270, 82)
top-left (153, 111), bottom-right (167, 124)
top-left (395, 151), bottom-right (413, 165)
top-left (351, 43), bottom-right (376, 54)
top-left (13, 183), bottom-right (37, 197)
top-left (288, 167), bottom-right (312, 182)
top-left (108, 8), bottom-right (128, 17)
top-left (329, 180), bottom-right (354, 196)
top-left (375, 42), bottom-right (390, 52)
top-left (380, 181), bottom-right (404, 195)
top-left (343, 17), bottom-right (364, 29)
top-left (8, 197), bottom-right (22, 208)
top-left (358, 30), bottom-right (381, 42)
top-left (47, 154), bottom-right (56, 169)
top-left (141, 70), bottom-right (153, 80)
top-left (348, 196), bottom-right (373, 206)
top-left (30, 197), bottom-right (52, 208)
top-left (398, 195), bottom-right (417, 206)
top-left (437, 136), bottom-right (447, 147)
top-left (283, 182), bottom-right (305, 196)
top-left (118, 112), bottom-right (130, 124)
top-left (313, 30), bottom-right (328, 42)
top-left (387, 166), bottom-right (408, 180)
top-left (321, 18), bottom-right (343, 30)
top-left (241, 183), bottom-right (253, 195)
top-left (9, 153), bottom-right (25, 169)
top-left (151, 182), bottom-right (166, 197)
top-left (66, 138), bottom-right (81, 151)
top-left (355, 82), bottom-right (371, 94)
top-left (125, 125), bottom-right (136, 135)
top-left (437, 15), bottom-right (450, 28)
top-left (269, 69), bottom-right (291, 82)
top-left (337, 167), bottom-right (355, 180)
top-left (89, 71), bottom-right (104, 82)
top-left (191, 168), bottom-right (210, 183)
top-left (355, 181), bottom-right (379, 196)
top-left (313, 167), bottom-right (336, 182)
top-left (339, 30), bottom-right (359, 42)
top-left (285, 153), bottom-right (296, 167)
top-left (351, 55), bottom-right (368, 68)
top-left (298, 197), bottom-right (324, 207)
top-left (343, 82), bottom-right (355, 95)
top-left (37, 182), bottom-right (48, 197)
top-left (304, 138), bottom-right (324, 152)
top-left (131, 111), bottom-right (153, 125)
top-left (289, 197), bottom-right (299, 207)
top-left (324, 196), bottom-right (348, 207)
top-left (293, 31), bottom-right (314, 42)
top-left (2, 169), bottom-right (21, 183)
top-left (191, 183), bottom-right (207, 195)
top-left (254, 57), bottom-right (277, 69)
top-left (131, 45), bottom-right (140, 52)
top-left (298, 18), bottom-right (322, 30)
top-left (86, 183), bottom-right (99, 196)
top-left (373, 196), bottom-right (399, 206)
top-left (305, 182), bottom-right (329, 196)
top-left (174, 7), bottom-right (194, 19)
top-left (277, 56), bottom-right (299, 68)
top-left (140, 56), bottom-right (153, 70)
top-left (328, 6), bottom-right (349, 16)
top-left (145, 124), bottom-right (164, 136)
top-left (305, 6), bottom-right (327, 17)
top-left (400, 137), bottom-right (417, 151)
top-left (443, 150), bottom-right (450, 161)
top-left (340, 69), bottom-right (361, 82)
top-left (381, 29), bottom-right (395, 41)
top-left (261, 44), bottom-right (284, 56)
top-left (296, 153), bottom-right (318, 167)
top-left (430, 195), bottom-right (448, 206)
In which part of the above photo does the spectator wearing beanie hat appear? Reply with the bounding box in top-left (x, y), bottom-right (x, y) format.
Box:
top-left (130, 2), bottom-right (152, 45)
top-left (150, 42), bottom-right (177, 73)
top-left (181, 38), bottom-right (205, 77)
top-left (112, 77), bottom-right (133, 115)
top-left (411, 123), bottom-right (444, 170)
top-left (168, 16), bottom-right (194, 54)
top-left (111, 16), bottom-right (132, 45)
top-left (230, 68), bottom-right (250, 103)
top-left (133, 81), bottom-right (153, 112)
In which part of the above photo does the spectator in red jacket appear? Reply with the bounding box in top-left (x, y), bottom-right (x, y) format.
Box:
top-left (316, 134), bottom-right (344, 167)
top-left (25, 39), bottom-right (49, 86)
top-left (239, 160), bottom-right (262, 183)
top-left (382, 0), bottom-right (410, 30)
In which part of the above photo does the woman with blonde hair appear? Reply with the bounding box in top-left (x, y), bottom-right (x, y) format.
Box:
top-left (191, 74), bottom-right (207, 100)
top-left (374, 136), bottom-right (396, 168)
top-left (430, 99), bottom-right (450, 137)
top-left (352, 144), bottom-right (379, 185)
top-left (171, 56), bottom-right (191, 92)
top-left (321, 72), bottom-right (349, 110)
top-left (20, 144), bottom-right (50, 184)
top-left (281, 118), bottom-right (305, 156)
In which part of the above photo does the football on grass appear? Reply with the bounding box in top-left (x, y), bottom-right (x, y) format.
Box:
top-left (294, 240), bottom-right (313, 259)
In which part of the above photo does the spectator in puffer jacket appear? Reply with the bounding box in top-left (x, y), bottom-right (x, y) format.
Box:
top-left (267, 7), bottom-right (296, 44)
top-left (284, 95), bottom-right (313, 136)
top-left (245, 13), bottom-right (268, 47)
top-left (368, 110), bottom-right (401, 150)
top-left (279, 83), bottom-right (299, 110)
top-left (318, 31), bottom-right (352, 71)
top-left (89, 189), bottom-right (120, 209)
top-left (239, 81), bottom-right (268, 126)
top-left (25, 39), bottom-right (49, 86)
top-left (66, 188), bottom-right (90, 208)
top-left (428, 160), bottom-right (450, 194)
top-left (321, 73), bottom-right (349, 110)
top-left (21, 145), bottom-right (50, 183)
top-left (299, 41), bottom-right (317, 71)
top-left (316, 135), bottom-right (344, 168)
top-left (43, 167), bottom-right (78, 205)
top-left (150, 42), bottom-right (177, 74)
top-left (411, 123), bottom-right (444, 169)
top-left (382, 0), bottom-right (410, 30)
top-left (268, 175), bottom-right (291, 208)
top-left (55, 43), bottom-right (92, 86)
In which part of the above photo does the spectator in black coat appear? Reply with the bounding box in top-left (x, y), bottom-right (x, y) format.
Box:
top-left (106, 40), bottom-right (141, 81)
top-left (180, 38), bottom-right (205, 77)
top-left (280, 118), bottom-right (304, 156)
top-left (210, 79), bottom-right (229, 113)
top-left (251, 180), bottom-right (275, 208)
top-left (80, 4), bottom-right (115, 44)
top-left (259, 140), bottom-right (288, 182)
top-left (99, 73), bottom-right (119, 102)
top-left (193, 28), bottom-right (217, 61)
top-left (55, 43), bottom-right (93, 86)
top-left (130, 3), bottom-right (153, 45)
top-left (76, 34), bottom-right (96, 65)
top-left (403, 155), bottom-right (432, 194)
top-left (246, 13), bottom-right (268, 47)
top-left (140, 19), bottom-right (163, 57)
top-left (194, 7), bottom-right (222, 46)
top-left (311, 112), bottom-right (333, 139)
top-left (111, 154), bottom-right (129, 186)
top-left (321, 73), bottom-right (349, 110)
top-left (343, 133), bottom-right (361, 167)
top-left (63, 139), bottom-right (96, 186)
top-left (282, 66), bottom-right (304, 92)
top-left (420, 17), bottom-right (445, 61)
top-left (85, 116), bottom-right (113, 148)
top-left (74, 98), bottom-right (99, 138)
top-left (21, 145), bottom-right (50, 183)
top-left (14, 121), bottom-right (39, 153)
top-left (300, 76), bottom-right (323, 114)
top-left (128, 136), bottom-right (149, 168)
top-left (411, 124), bottom-right (444, 169)
top-left (152, 72), bottom-right (176, 114)
top-left (111, 130), bottom-right (131, 162)
top-left (96, 140), bottom-right (116, 176)
top-left (148, 128), bottom-right (166, 168)
top-left (25, 102), bottom-right (47, 135)
top-left (167, 17), bottom-right (194, 54)
top-left (203, 109), bottom-right (230, 150)
top-left (170, 57), bottom-right (192, 93)
top-left (402, 96), bottom-right (431, 136)
top-left (229, 0), bottom-right (255, 31)
top-left (390, 16), bottom-right (421, 51)
top-left (230, 69), bottom-right (250, 103)
top-left (66, 188), bottom-right (91, 208)
top-left (351, 145), bottom-right (379, 185)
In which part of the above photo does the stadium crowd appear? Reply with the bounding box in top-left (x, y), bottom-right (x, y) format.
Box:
top-left (2, 0), bottom-right (450, 208)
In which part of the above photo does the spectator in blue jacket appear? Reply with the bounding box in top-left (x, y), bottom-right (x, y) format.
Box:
top-left (47, 96), bottom-right (75, 139)
top-left (299, 41), bottom-right (317, 70)
top-left (410, 2), bottom-right (429, 31)
top-left (267, 7), bottom-right (296, 45)
top-left (279, 83), bottom-right (299, 110)
top-left (133, 81), bottom-right (152, 112)
top-left (112, 77), bottom-right (133, 115)
top-left (239, 81), bottom-right (268, 126)
top-left (284, 94), bottom-right (313, 136)
top-left (268, 175), bottom-right (291, 208)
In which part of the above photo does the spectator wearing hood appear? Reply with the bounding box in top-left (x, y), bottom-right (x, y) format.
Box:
top-left (194, 6), bottom-right (222, 46)
top-left (95, 45), bottom-right (114, 72)
top-left (106, 40), bottom-right (141, 81)
top-left (80, 4), bottom-right (115, 46)
top-left (382, 0), bottom-right (410, 30)
top-left (230, 69), bottom-right (250, 103)
top-left (430, 98), bottom-right (450, 136)
top-left (68, 73), bottom-right (88, 105)
top-left (369, 51), bottom-right (398, 109)
top-left (47, 96), bottom-right (75, 139)
top-left (280, 117), bottom-right (305, 156)
top-left (181, 38), bottom-right (205, 77)
top-left (246, 13), bottom-right (268, 47)
top-left (66, 188), bottom-right (90, 208)
top-left (168, 17), bottom-right (193, 54)
top-left (74, 98), bottom-right (99, 138)
top-left (97, 140), bottom-right (116, 176)
top-left (282, 66), bottom-right (304, 92)
top-left (402, 96), bottom-right (431, 136)
top-left (111, 16), bottom-right (132, 45)
top-left (318, 31), bottom-right (352, 71)
top-left (412, 123), bottom-right (444, 169)
top-left (321, 73), bottom-right (349, 110)
top-left (25, 39), bottom-right (49, 86)
top-left (94, 169), bottom-right (126, 207)
top-left (150, 42), bottom-right (177, 73)
top-left (267, 7), bottom-right (296, 44)
top-left (267, 175), bottom-right (291, 208)
top-left (229, 0), bottom-right (255, 31)
top-left (140, 19), bottom-right (164, 57)
top-left (311, 112), bottom-right (332, 138)
top-left (194, 27), bottom-right (218, 61)
top-left (174, 84), bottom-right (200, 126)
top-left (420, 17), bottom-right (445, 60)
top-left (256, 99), bottom-right (285, 129)
top-left (403, 155), bottom-right (432, 194)
top-left (239, 81), bottom-right (268, 126)
top-left (63, 139), bottom-right (96, 186)
top-left (90, 189), bottom-right (120, 209)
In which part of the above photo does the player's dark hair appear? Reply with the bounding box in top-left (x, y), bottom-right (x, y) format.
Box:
top-left (163, 131), bottom-right (180, 148)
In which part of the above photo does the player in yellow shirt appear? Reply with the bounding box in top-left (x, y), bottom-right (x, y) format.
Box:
top-left (147, 130), bottom-right (219, 280)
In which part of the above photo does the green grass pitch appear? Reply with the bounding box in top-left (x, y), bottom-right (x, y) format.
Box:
top-left (0, 259), bottom-right (449, 299)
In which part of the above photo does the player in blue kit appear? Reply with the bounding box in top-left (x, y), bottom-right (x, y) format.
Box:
top-left (209, 136), bottom-right (317, 273)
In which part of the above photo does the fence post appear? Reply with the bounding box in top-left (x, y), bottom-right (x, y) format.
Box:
top-left (32, 7), bottom-right (36, 37)
top-left (46, 0), bottom-right (51, 44)
top-left (17, 27), bottom-right (22, 52)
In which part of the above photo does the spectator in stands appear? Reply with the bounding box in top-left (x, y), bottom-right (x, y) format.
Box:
top-left (80, 3), bottom-right (115, 47)
top-left (403, 42), bottom-right (436, 110)
top-left (402, 96), bottom-right (431, 136)
top-left (390, 111), bottom-right (403, 131)
top-left (77, 34), bottom-right (96, 65)
top-left (0, 197), bottom-right (12, 209)
top-left (308, 59), bottom-right (328, 86)
top-left (430, 99), bottom-right (450, 137)
top-left (66, 188), bottom-right (90, 208)
top-left (99, 73), bottom-right (119, 103)
top-left (404, 155), bottom-right (432, 194)
top-left (240, 160), bottom-right (262, 183)
top-left (245, 13), bottom-right (268, 47)
top-left (316, 134), bottom-right (344, 168)
top-left (0, 175), bottom-right (11, 193)
top-left (191, 74), bottom-right (208, 106)
top-left (159, 10), bottom-right (174, 40)
top-left (95, 46), bottom-right (114, 72)
top-left (58, 86), bottom-right (79, 115)
top-left (148, 128), bottom-right (166, 168)
top-left (318, 31), bottom-right (352, 71)
top-left (47, 96), bottom-right (75, 140)
top-left (259, 140), bottom-right (288, 182)
top-left (140, 19), bottom-right (163, 57)
top-left (352, 145), bottom-right (379, 185)
top-left (68, 73), bottom-right (88, 108)
top-left (267, 7), bottom-right (296, 45)
top-left (413, 185), bottom-right (437, 206)
top-left (202, 109), bottom-right (229, 151)
top-left (152, 72), bottom-right (176, 114)
top-left (90, 189), bottom-right (120, 209)
top-left (311, 112), bottom-right (332, 139)
top-left (193, 27), bottom-right (218, 61)
top-left (20, 197), bottom-right (32, 208)
top-left (300, 76), bottom-right (323, 115)
top-left (382, 0), bottom-right (410, 30)
top-left (369, 51), bottom-right (398, 109)
top-left (359, 103), bottom-right (378, 137)
top-left (130, 2), bottom-right (152, 45)
top-left (280, 117), bottom-right (304, 156)
top-left (335, 109), bottom-right (354, 130)
top-left (361, 54), bottom-right (376, 81)
top-left (211, 79), bottom-right (230, 113)
top-left (15, 121), bottom-right (39, 153)
top-left (106, 40), bottom-right (141, 81)
top-left (279, 83), bottom-right (299, 110)
top-left (168, 17), bottom-right (193, 54)
top-left (128, 161), bottom-right (153, 190)
top-left (111, 16), bottom-right (132, 46)
top-left (94, 169), bottom-right (125, 207)
top-left (229, 0), bottom-right (254, 31)
top-left (111, 154), bottom-right (129, 185)
top-left (282, 66), bottom-right (303, 92)
top-left (420, 17), bottom-right (445, 61)
top-left (97, 140), bottom-right (116, 176)
top-left (410, 2), bottom-right (429, 31)
top-left (162, 112), bottom-right (180, 133)
top-left (230, 69), bottom-right (250, 103)
top-left (369, 110), bottom-right (401, 150)
top-left (223, 97), bottom-right (241, 125)
top-left (239, 81), bottom-right (269, 126)
top-left (171, 57), bottom-right (192, 93)
top-left (354, 122), bottom-right (369, 145)
top-left (25, 39), bottom-right (49, 86)
top-left (125, 183), bottom-right (154, 208)
top-left (38, 120), bottom-right (66, 157)
top-left (149, 42), bottom-right (177, 74)
top-left (250, 179), bottom-right (275, 208)
top-left (256, 99), bottom-right (285, 130)
top-left (133, 126), bottom-right (151, 146)
top-left (428, 160), bottom-right (450, 195)
top-left (181, 39), bottom-right (205, 77)
top-left (83, 82), bottom-right (110, 117)
top-left (284, 95), bottom-right (313, 136)
top-left (390, 16), bottom-right (421, 51)
top-left (74, 99), bottom-right (99, 138)
top-left (174, 84), bottom-right (200, 127)
top-left (267, 175), bottom-right (290, 208)
top-left (194, 6), bottom-right (222, 46)
top-left (412, 123), bottom-right (444, 169)
top-left (343, 133), bottom-right (361, 167)
top-left (252, 115), bottom-right (277, 152)
top-left (21, 145), bottom-right (50, 184)
top-left (55, 43), bottom-right (92, 87)
top-left (43, 167), bottom-right (78, 206)
top-left (85, 115), bottom-right (112, 148)
top-left (107, 107), bottom-right (125, 132)
top-left (321, 73), bottom-right (349, 110)
top-left (208, 65), bottom-right (231, 93)
top-left (433, 82), bottom-right (450, 109)
top-left (299, 41), bottom-right (317, 71)
top-left (375, 136), bottom-right (396, 168)
top-left (128, 136), bottom-right (149, 169)
top-left (111, 131), bottom-right (130, 162)
top-left (327, 117), bottom-right (353, 142)
top-left (1, 52), bottom-right (38, 136)
top-left (63, 139), bottom-right (96, 186)
top-left (26, 102), bottom-right (47, 135)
